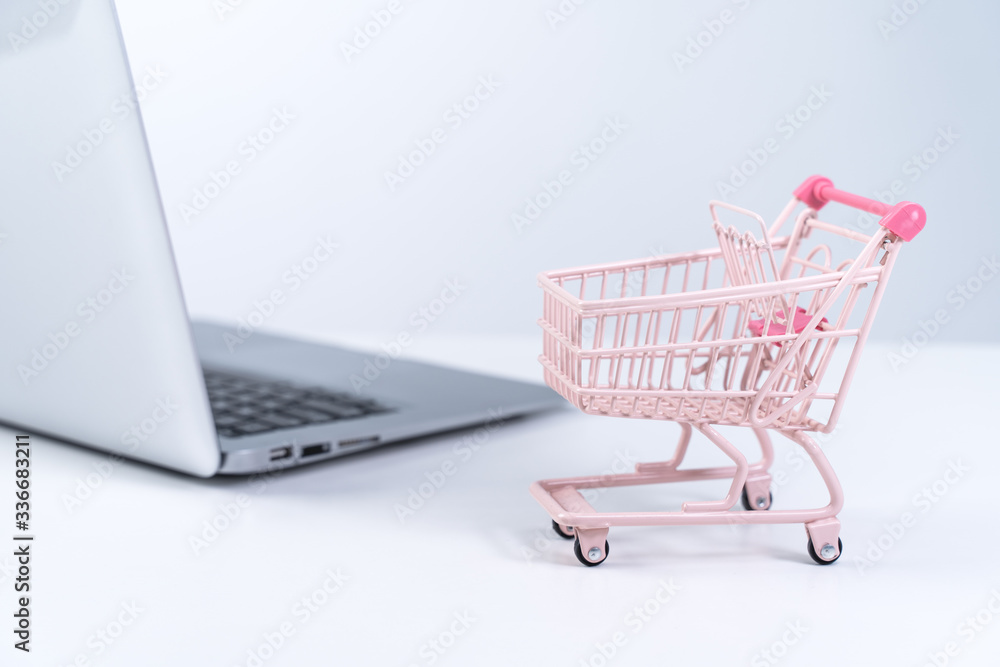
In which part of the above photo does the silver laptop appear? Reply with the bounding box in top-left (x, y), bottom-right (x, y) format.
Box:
top-left (0, 0), bottom-right (560, 476)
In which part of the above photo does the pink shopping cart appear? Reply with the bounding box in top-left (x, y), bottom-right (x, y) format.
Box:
top-left (531, 176), bottom-right (925, 566)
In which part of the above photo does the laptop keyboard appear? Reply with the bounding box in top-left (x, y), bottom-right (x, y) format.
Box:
top-left (203, 369), bottom-right (390, 439)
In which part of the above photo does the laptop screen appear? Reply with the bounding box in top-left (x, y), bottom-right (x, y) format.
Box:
top-left (0, 0), bottom-right (221, 476)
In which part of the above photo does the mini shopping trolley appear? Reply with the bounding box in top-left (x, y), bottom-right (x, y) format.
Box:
top-left (530, 175), bottom-right (925, 566)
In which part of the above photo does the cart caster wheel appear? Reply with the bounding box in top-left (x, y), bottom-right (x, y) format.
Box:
top-left (807, 537), bottom-right (843, 565)
top-left (573, 536), bottom-right (609, 567)
top-left (552, 520), bottom-right (575, 540)
top-left (741, 488), bottom-right (772, 511)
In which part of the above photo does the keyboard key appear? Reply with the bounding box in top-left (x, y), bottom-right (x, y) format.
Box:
top-left (233, 422), bottom-right (271, 435)
top-left (257, 413), bottom-right (305, 428)
top-left (213, 414), bottom-right (242, 427)
top-left (356, 401), bottom-right (390, 413)
top-left (283, 408), bottom-right (337, 423)
top-left (270, 389), bottom-right (305, 401)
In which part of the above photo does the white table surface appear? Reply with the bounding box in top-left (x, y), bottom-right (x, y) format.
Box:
top-left (2, 335), bottom-right (998, 666)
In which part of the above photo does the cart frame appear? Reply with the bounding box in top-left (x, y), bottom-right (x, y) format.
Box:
top-left (530, 176), bottom-right (925, 565)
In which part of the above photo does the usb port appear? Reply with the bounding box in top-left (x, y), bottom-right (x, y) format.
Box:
top-left (301, 442), bottom-right (331, 458)
top-left (269, 446), bottom-right (292, 461)
top-left (338, 436), bottom-right (379, 449)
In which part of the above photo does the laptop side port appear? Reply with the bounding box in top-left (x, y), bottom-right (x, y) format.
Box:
top-left (338, 436), bottom-right (380, 449)
top-left (269, 446), bottom-right (293, 461)
top-left (301, 442), bottom-right (332, 458)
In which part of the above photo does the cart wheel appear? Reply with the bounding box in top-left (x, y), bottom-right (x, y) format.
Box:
top-left (741, 488), bottom-right (773, 511)
top-left (807, 537), bottom-right (843, 565)
top-left (573, 536), bottom-right (610, 567)
top-left (551, 520), bottom-right (575, 540)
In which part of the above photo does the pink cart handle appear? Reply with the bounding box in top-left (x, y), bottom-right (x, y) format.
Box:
top-left (793, 175), bottom-right (926, 241)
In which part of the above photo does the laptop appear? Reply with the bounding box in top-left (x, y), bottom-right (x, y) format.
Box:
top-left (0, 0), bottom-right (560, 476)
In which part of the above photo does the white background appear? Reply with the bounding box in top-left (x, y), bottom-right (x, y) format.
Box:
top-left (109, 0), bottom-right (999, 349)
